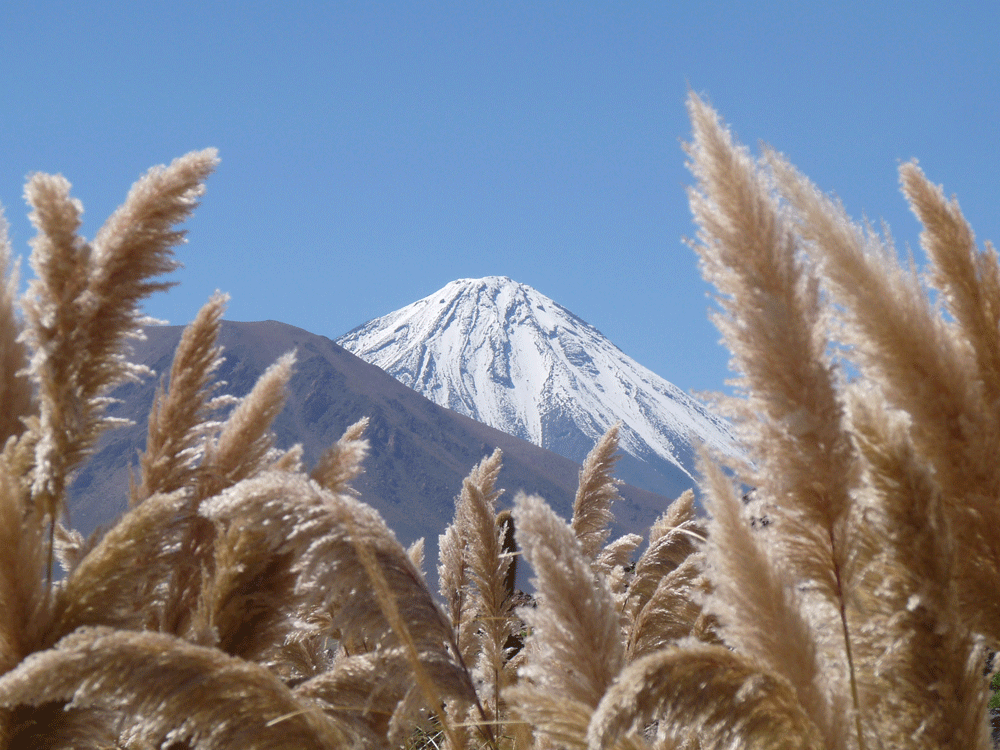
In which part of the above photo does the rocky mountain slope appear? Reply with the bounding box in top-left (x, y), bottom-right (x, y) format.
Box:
top-left (69, 320), bottom-right (679, 577)
top-left (338, 276), bottom-right (740, 497)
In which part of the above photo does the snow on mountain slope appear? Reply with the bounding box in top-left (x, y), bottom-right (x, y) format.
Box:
top-left (337, 276), bottom-right (740, 494)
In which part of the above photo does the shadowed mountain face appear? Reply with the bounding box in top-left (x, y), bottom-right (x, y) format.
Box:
top-left (68, 320), bottom-right (687, 577)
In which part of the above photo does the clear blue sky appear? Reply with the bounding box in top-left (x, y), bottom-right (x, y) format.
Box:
top-left (1, 1), bottom-right (996, 396)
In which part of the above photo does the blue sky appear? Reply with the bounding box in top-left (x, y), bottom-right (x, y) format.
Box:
top-left (1, 1), bottom-right (996, 396)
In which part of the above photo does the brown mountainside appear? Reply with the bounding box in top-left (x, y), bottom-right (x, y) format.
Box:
top-left (68, 319), bottom-right (686, 572)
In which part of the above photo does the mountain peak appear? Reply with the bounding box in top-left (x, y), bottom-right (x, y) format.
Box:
top-left (453, 275), bottom-right (516, 287)
top-left (436, 276), bottom-right (546, 304)
top-left (338, 278), bottom-right (740, 496)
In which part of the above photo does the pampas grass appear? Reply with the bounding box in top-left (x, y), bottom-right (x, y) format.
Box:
top-left (587, 644), bottom-right (824, 750)
top-left (0, 214), bottom-right (30, 446)
top-left (0, 154), bottom-right (478, 749)
top-left (312, 417), bottom-right (370, 495)
top-left (572, 424), bottom-right (621, 560)
top-left (0, 626), bottom-right (351, 750)
top-left (505, 492), bottom-right (625, 747)
top-left (133, 289), bottom-right (231, 506)
top-left (0, 94), bottom-right (997, 748)
top-left (22, 150), bottom-right (219, 530)
top-left (671, 91), bottom-right (998, 749)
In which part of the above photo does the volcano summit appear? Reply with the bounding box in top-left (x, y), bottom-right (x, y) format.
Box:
top-left (338, 276), bottom-right (740, 498)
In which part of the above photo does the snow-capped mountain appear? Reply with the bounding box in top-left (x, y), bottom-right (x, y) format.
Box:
top-left (337, 276), bottom-right (740, 498)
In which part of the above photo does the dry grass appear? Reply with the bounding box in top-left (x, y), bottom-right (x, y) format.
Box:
top-left (0, 95), bottom-right (996, 749)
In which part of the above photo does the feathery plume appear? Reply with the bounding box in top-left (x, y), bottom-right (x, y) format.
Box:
top-left (191, 519), bottom-right (299, 660)
top-left (495, 509), bottom-right (518, 604)
top-left (407, 537), bottom-right (426, 573)
top-left (463, 486), bottom-right (514, 730)
top-left (625, 491), bottom-right (702, 629)
top-left (572, 424), bottom-right (622, 560)
top-left (648, 489), bottom-right (696, 546)
top-left (200, 471), bottom-right (473, 697)
top-left (901, 162), bottom-right (1000, 403)
top-left (586, 644), bottom-right (824, 750)
top-left (698, 458), bottom-right (839, 745)
top-left (140, 336), bottom-right (298, 642)
top-left (765, 149), bottom-right (972, 483)
top-left (198, 350), bottom-right (295, 498)
top-left (596, 533), bottom-right (642, 596)
top-left (899, 162), bottom-right (1000, 640)
top-left (21, 150), bottom-right (218, 524)
top-left (0, 454), bottom-right (45, 675)
top-left (686, 91), bottom-right (861, 748)
top-left (627, 555), bottom-right (708, 660)
top-left (686, 92), bottom-right (856, 603)
top-left (452, 450), bottom-right (516, 727)
top-left (847, 388), bottom-right (991, 749)
top-left (771, 147), bottom-right (1000, 642)
top-left (351, 534), bottom-right (473, 749)
top-left (294, 652), bottom-right (410, 747)
top-left (513, 492), bottom-right (624, 706)
top-left (0, 212), bottom-right (32, 445)
top-left (311, 417), bottom-right (370, 495)
top-left (438, 522), bottom-right (470, 653)
top-left (439, 449), bottom-right (507, 670)
top-left (624, 499), bottom-right (708, 663)
top-left (133, 291), bottom-right (230, 505)
top-left (0, 626), bottom-right (348, 749)
top-left (507, 493), bottom-right (623, 748)
top-left (45, 490), bottom-right (192, 645)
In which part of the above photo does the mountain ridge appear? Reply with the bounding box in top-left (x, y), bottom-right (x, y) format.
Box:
top-left (68, 320), bottom-right (681, 581)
